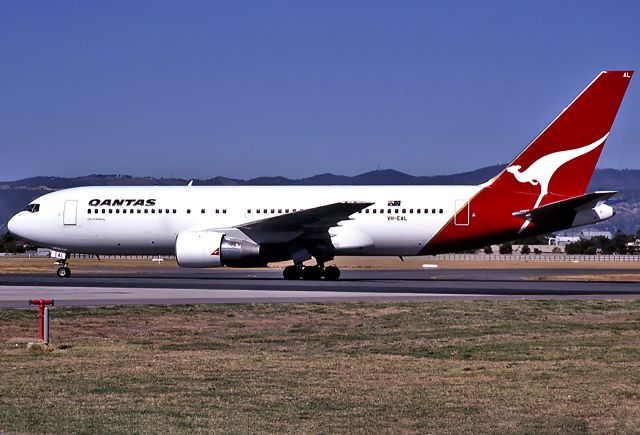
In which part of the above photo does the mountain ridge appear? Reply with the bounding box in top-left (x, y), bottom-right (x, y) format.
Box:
top-left (2, 165), bottom-right (639, 234)
top-left (1, 164), bottom-right (509, 188)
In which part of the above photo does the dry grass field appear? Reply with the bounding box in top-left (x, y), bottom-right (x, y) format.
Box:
top-left (3, 256), bottom-right (640, 275)
top-left (1, 301), bottom-right (640, 433)
top-left (539, 274), bottom-right (640, 282)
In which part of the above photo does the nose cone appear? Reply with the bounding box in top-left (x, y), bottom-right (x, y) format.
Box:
top-left (7, 213), bottom-right (23, 237)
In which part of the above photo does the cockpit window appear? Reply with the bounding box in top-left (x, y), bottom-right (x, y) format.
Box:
top-left (25, 204), bottom-right (40, 213)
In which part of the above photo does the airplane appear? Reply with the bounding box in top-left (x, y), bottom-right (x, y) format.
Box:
top-left (7, 70), bottom-right (633, 279)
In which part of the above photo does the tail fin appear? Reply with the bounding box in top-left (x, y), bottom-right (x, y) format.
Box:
top-left (491, 70), bottom-right (633, 205)
top-left (421, 71), bottom-right (633, 255)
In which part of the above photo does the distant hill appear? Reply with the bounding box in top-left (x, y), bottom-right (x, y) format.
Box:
top-left (0, 166), bottom-right (508, 188)
top-left (1, 165), bottom-right (638, 234)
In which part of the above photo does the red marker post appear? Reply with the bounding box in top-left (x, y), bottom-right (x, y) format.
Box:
top-left (28, 299), bottom-right (54, 342)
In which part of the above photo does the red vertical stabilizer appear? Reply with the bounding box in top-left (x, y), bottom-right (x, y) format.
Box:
top-left (422, 71), bottom-right (633, 254)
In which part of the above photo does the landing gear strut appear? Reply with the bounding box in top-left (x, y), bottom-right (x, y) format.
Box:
top-left (282, 263), bottom-right (340, 280)
top-left (55, 259), bottom-right (71, 278)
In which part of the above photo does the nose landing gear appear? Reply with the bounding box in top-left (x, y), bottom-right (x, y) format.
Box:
top-left (55, 259), bottom-right (71, 278)
top-left (282, 263), bottom-right (340, 280)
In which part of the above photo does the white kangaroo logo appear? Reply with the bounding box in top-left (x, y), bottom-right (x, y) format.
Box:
top-left (507, 132), bottom-right (608, 231)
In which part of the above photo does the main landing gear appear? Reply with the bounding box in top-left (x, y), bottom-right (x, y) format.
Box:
top-left (55, 259), bottom-right (71, 278)
top-left (283, 263), bottom-right (340, 280)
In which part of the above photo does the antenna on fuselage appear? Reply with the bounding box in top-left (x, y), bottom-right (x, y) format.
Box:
top-left (187, 180), bottom-right (193, 187)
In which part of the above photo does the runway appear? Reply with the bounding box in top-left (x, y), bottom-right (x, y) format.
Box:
top-left (0, 267), bottom-right (639, 307)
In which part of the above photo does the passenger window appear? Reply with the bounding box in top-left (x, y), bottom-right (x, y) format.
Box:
top-left (365, 209), bottom-right (369, 213)
top-left (158, 209), bottom-right (162, 214)
top-left (187, 209), bottom-right (191, 214)
top-left (116, 209), bottom-right (120, 214)
top-left (223, 209), bottom-right (227, 214)
top-left (201, 209), bottom-right (205, 214)
top-left (373, 209), bottom-right (377, 214)
top-left (151, 209), bottom-right (155, 214)
top-left (439, 209), bottom-right (443, 214)
top-left (165, 209), bottom-right (169, 214)
top-left (247, 209), bottom-right (251, 214)
top-left (387, 209), bottom-right (391, 214)
top-left (137, 209), bottom-right (141, 214)
top-left (278, 209), bottom-right (282, 213)
top-left (123, 209), bottom-right (127, 214)
top-left (256, 209), bottom-right (260, 214)
top-left (263, 209), bottom-right (267, 213)
top-left (271, 209), bottom-right (275, 213)
top-left (87, 209), bottom-right (91, 214)
top-left (409, 209), bottom-right (413, 213)
top-left (144, 209), bottom-right (148, 214)
top-left (432, 209), bottom-right (436, 214)
top-left (285, 209), bottom-right (289, 213)
top-left (395, 209), bottom-right (399, 214)
top-left (402, 209), bottom-right (406, 214)
top-left (173, 209), bottom-right (177, 214)
top-left (417, 209), bottom-right (421, 214)
top-left (380, 209), bottom-right (384, 214)
top-left (109, 209), bottom-right (113, 214)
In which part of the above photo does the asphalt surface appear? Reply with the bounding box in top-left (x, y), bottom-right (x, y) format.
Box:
top-left (0, 268), bottom-right (639, 307)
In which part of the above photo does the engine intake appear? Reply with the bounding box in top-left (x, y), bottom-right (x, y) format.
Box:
top-left (175, 231), bottom-right (263, 268)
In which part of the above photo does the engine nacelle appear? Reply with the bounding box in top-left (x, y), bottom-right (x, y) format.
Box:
top-left (175, 231), bottom-right (224, 268)
top-left (175, 231), bottom-right (263, 268)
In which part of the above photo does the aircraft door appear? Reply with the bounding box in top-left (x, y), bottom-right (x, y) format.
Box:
top-left (454, 199), bottom-right (470, 226)
top-left (63, 200), bottom-right (78, 225)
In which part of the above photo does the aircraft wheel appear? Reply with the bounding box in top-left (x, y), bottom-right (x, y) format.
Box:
top-left (57, 266), bottom-right (71, 278)
top-left (283, 265), bottom-right (300, 280)
top-left (324, 265), bottom-right (340, 280)
top-left (302, 265), bottom-right (323, 280)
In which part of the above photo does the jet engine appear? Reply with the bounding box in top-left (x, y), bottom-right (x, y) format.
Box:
top-left (175, 231), bottom-right (263, 268)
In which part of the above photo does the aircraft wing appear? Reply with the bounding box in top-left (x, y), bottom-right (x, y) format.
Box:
top-left (236, 201), bottom-right (373, 244)
top-left (512, 191), bottom-right (617, 221)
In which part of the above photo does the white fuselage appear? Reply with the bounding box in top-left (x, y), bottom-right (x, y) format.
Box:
top-left (8, 185), bottom-right (480, 256)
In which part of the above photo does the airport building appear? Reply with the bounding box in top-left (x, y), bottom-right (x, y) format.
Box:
top-left (548, 230), bottom-right (613, 246)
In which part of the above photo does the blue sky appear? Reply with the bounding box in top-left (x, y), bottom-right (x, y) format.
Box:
top-left (1, 1), bottom-right (639, 181)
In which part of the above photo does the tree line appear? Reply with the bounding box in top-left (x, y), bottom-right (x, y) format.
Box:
top-left (563, 232), bottom-right (638, 255)
top-left (482, 232), bottom-right (640, 255)
top-left (0, 232), bottom-right (33, 253)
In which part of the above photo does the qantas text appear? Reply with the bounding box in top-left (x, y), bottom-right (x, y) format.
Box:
top-left (88, 199), bottom-right (156, 207)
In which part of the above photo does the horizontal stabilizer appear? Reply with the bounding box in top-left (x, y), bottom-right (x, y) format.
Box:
top-left (512, 191), bottom-right (616, 222)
